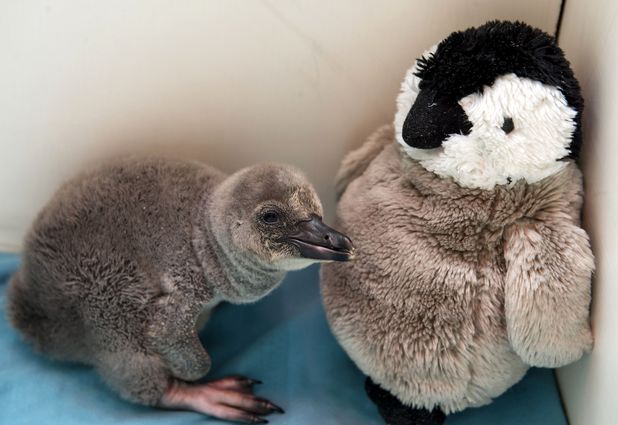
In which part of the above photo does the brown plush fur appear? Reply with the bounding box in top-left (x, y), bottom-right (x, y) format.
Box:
top-left (321, 125), bottom-right (593, 413)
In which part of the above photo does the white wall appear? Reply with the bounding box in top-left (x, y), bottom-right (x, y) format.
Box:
top-left (556, 1), bottom-right (618, 424)
top-left (0, 0), bottom-right (561, 250)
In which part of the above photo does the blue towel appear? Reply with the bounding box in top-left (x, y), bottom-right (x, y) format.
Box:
top-left (0, 253), bottom-right (566, 424)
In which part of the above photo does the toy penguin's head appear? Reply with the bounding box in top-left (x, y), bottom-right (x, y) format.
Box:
top-left (394, 21), bottom-right (583, 190)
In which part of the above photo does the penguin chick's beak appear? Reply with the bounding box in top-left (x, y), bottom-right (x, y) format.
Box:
top-left (287, 215), bottom-right (355, 262)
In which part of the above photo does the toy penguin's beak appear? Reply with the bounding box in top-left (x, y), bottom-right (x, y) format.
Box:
top-left (287, 215), bottom-right (355, 262)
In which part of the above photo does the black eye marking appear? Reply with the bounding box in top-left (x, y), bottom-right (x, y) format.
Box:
top-left (507, 177), bottom-right (513, 184)
top-left (261, 210), bottom-right (281, 225)
top-left (402, 88), bottom-right (472, 149)
top-left (501, 117), bottom-right (515, 134)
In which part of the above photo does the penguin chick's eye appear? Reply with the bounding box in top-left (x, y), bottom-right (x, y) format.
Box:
top-left (501, 117), bottom-right (515, 134)
top-left (261, 210), bottom-right (281, 225)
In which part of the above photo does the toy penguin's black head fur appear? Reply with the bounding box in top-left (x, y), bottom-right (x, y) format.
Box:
top-left (402, 20), bottom-right (583, 158)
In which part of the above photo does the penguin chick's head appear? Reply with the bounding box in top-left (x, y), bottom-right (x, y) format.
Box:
top-left (394, 20), bottom-right (584, 190)
top-left (211, 163), bottom-right (355, 271)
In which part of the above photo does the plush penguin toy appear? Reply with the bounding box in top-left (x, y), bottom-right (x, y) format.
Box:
top-left (321, 21), bottom-right (594, 425)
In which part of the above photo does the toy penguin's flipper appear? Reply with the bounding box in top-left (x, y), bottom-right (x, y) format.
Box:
top-left (503, 164), bottom-right (594, 368)
top-left (365, 378), bottom-right (446, 425)
top-left (335, 125), bottom-right (394, 199)
top-left (503, 217), bottom-right (594, 367)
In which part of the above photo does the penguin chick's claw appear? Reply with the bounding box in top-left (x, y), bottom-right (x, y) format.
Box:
top-left (208, 375), bottom-right (264, 394)
top-left (158, 376), bottom-right (284, 423)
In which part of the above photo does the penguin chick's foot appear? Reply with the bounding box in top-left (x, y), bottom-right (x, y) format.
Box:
top-left (159, 375), bottom-right (284, 424)
top-left (365, 378), bottom-right (446, 425)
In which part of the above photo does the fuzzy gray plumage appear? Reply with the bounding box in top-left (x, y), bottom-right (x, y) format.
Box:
top-left (321, 125), bottom-right (594, 413)
top-left (7, 157), bottom-right (327, 408)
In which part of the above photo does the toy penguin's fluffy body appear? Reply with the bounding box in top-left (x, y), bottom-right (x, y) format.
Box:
top-left (321, 21), bottom-right (593, 423)
top-left (323, 126), bottom-right (592, 412)
top-left (8, 157), bottom-right (354, 423)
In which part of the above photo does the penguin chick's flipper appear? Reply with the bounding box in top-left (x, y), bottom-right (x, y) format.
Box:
top-left (334, 125), bottom-right (394, 199)
top-left (147, 293), bottom-right (213, 382)
top-left (159, 376), bottom-right (284, 424)
top-left (365, 378), bottom-right (446, 425)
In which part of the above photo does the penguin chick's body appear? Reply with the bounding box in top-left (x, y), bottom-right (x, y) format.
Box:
top-left (8, 157), bottom-right (353, 423)
top-left (322, 124), bottom-right (593, 413)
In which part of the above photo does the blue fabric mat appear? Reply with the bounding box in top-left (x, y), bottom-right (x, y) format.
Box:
top-left (0, 253), bottom-right (566, 424)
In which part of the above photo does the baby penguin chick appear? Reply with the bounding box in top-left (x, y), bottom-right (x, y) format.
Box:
top-left (7, 158), bottom-right (354, 424)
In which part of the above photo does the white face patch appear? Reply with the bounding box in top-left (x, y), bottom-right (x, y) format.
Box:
top-left (395, 68), bottom-right (577, 189)
top-left (273, 257), bottom-right (323, 271)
